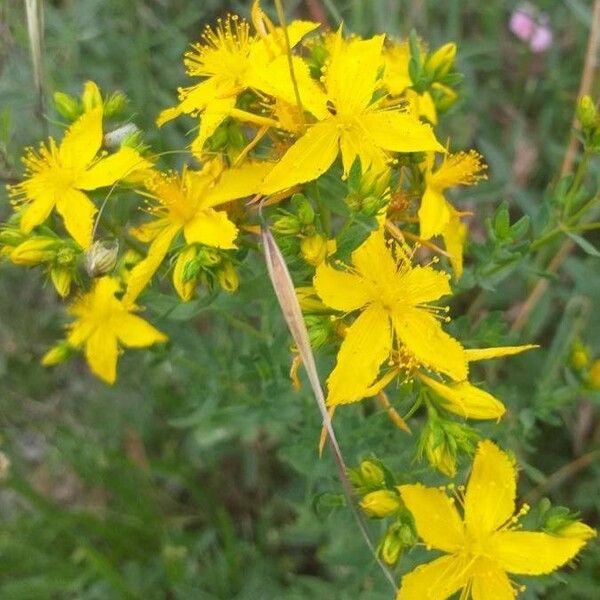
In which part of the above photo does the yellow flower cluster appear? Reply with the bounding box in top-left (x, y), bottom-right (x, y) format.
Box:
top-left (1, 3), bottom-right (594, 596)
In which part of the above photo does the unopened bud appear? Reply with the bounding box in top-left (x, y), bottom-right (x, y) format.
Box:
top-left (173, 245), bottom-right (198, 302)
top-left (41, 343), bottom-right (73, 366)
top-left (196, 247), bottom-right (221, 267)
top-left (425, 42), bottom-right (457, 78)
top-left (362, 195), bottom-right (386, 216)
top-left (217, 261), bottom-right (239, 293)
top-left (431, 82), bottom-right (458, 112)
top-left (359, 460), bottom-right (386, 488)
top-left (292, 194), bottom-right (315, 225)
top-left (588, 359), bottom-right (600, 390)
top-left (10, 237), bottom-right (57, 266)
top-left (360, 490), bottom-right (401, 518)
top-left (300, 234), bottom-right (328, 266)
top-left (305, 315), bottom-right (331, 348)
top-left (103, 91), bottom-right (128, 118)
top-left (53, 91), bottom-right (80, 120)
top-left (553, 520), bottom-right (596, 541)
top-left (0, 227), bottom-right (26, 248)
top-left (81, 80), bottom-right (102, 112)
top-left (577, 95), bottom-right (597, 130)
top-left (571, 342), bottom-right (590, 370)
top-left (273, 215), bottom-right (302, 235)
top-left (380, 522), bottom-right (404, 565)
top-left (50, 266), bottom-right (73, 297)
top-left (85, 240), bottom-right (119, 277)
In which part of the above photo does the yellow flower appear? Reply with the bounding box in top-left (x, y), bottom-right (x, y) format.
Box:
top-left (157, 9), bottom-right (323, 155)
top-left (62, 277), bottom-right (167, 384)
top-left (261, 31), bottom-right (443, 194)
top-left (313, 228), bottom-right (466, 406)
top-left (418, 151), bottom-right (486, 278)
top-left (9, 108), bottom-right (150, 248)
top-left (397, 440), bottom-right (595, 600)
top-left (123, 160), bottom-right (270, 305)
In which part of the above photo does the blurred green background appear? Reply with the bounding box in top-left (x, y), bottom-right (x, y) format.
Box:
top-left (1, 1), bottom-right (599, 598)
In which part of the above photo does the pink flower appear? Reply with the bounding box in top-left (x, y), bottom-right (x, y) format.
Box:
top-left (509, 4), bottom-right (554, 54)
top-left (529, 23), bottom-right (553, 52)
top-left (509, 8), bottom-right (536, 41)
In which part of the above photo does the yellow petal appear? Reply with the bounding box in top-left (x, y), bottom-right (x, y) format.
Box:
top-left (191, 96), bottom-right (236, 157)
top-left (491, 530), bottom-right (588, 575)
top-left (116, 313), bottom-right (167, 347)
top-left (55, 188), bottom-right (97, 249)
top-left (246, 54), bottom-right (329, 120)
top-left (81, 80), bottom-right (102, 112)
top-left (398, 484), bottom-right (464, 552)
top-left (85, 329), bottom-right (118, 384)
top-left (158, 79), bottom-right (218, 126)
top-left (397, 555), bottom-right (470, 600)
top-left (419, 186), bottom-right (451, 239)
top-left (464, 440), bottom-right (516, 537)
top-left (123, 224), bottom-right (180, 306)
top-left (393, 308), bottom-right (467, 381)
top-left (327, 33), bottom-right (385, 116)
top-left (442, 211), bottom-right (467, 278)
top-left (77, 147), bottom-right (151, 190)
top-left (203, 161), bottom-right (272, 208)
top-left (339, 125), bottom-right (388, 177)
top-left (465, 345), bottom-right (538, 362)
top-left (59, 108), bottom-right (103, 171)
top-left (313, 262), bottom-right (371, 312)
top-left (398, 265), bottom-right (451, 305)
top-left (360, 111), bottom-right (444, 153)
top-left (19, 190), bottom-right (56, 233)
top-left (351, 228), bottom-right (399, 285)
top-left (260, 121), bottom-right (339, 194)
top-left (326, 304), bottom-right (392, 406)
top-left (417, 373), bottom-right (506, 420)
top-left (183, 208), bottom-right (238, 249)
top-left (470, 558), bottom-right (514, 600)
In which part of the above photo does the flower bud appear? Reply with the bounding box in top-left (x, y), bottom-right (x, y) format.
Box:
top-left (300, 234), bottom-right (328, 266)
top-left (0, 227), bottom-right (26, 248)
top-left (570, 341), bottom-right (590, 370)
top-left (359, 459), bottom-right (386, 488)
top-left (53, 91), bottom-right (80, 120)
top-left (362, 195), bottom-right (386, 216)
top-left (419, 415), bottom-right (477, 478)
top-left (380, 523), bottom-right (404, 565)
top-left (196, 246), bottom-right (221, 267)
top-left (10, 237), bottom-right (57, 266)
top-left (360, 490), bottom-right (401, 518)
top-left (292, 194), bottom-right (315, 225)
top-left (431, 82), bottom-right (458, 112)
top-left (272, 215), bottom-right (302, 235)
top-left (576, 95), bottom-right (597, 130)
top-left (425, 42), bottom-right (457, 78)
top-left (85, 240), bottom-right (119, 277)
top-left (103, 91), bottom-right (128, 118)
top-left (217, 261), bottom-right (239, 293)
top-left (81, 80), bottom-right (103, 112)
top-left (553, 520), bottom-right (596, 541)
top-left (305, 315), bottom-right (332, 348)
top-left (173, 245), bottom-right (198, 302)
top-left (588, 359), bottom-right (600, 390)
top-left (41, 343), bottom-right (73, 366)
top-left (50, 266), bottom-right (73, 297)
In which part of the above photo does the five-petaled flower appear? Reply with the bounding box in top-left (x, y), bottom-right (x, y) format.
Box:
top-left (50, 277), bottom-right (167, 384)
top-left (9, 108), bottom-right (150, 249)
top-left (397, 440), bottom-right (595, 599)
top-left (260, 31), bottom-right (444, 194)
